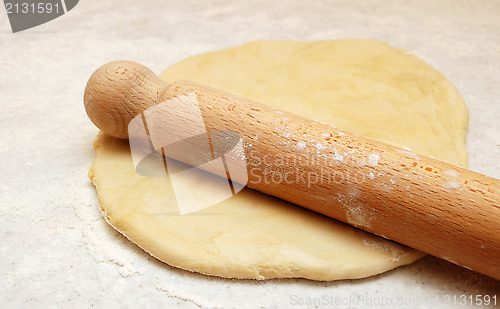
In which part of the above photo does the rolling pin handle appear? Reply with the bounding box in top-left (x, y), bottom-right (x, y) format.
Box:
top-left (84, 61), bottom-right (170, 139)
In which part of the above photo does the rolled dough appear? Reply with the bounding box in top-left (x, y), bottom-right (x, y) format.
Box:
top-left (89, 39), bottom-right (468, 280)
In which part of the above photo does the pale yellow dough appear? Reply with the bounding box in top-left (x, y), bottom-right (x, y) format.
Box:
top-left (89, 39), bottom-right (468, 280)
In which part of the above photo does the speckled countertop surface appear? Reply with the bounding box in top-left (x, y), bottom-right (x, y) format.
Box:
top-left (0, 0), bottom-right (499, 308)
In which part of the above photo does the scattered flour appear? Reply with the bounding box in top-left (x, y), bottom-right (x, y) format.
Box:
top-left (444, 181), bottom-right (461, 189)
top-left (345, 205), bottom-right (372, 228)
top-left (444, 170), bottom-right (459, 177)
top-left (368, 153), bottom-right (380, 167)
top-left (338, 192), bottom-right (372, 229)
top-left (333, 150), bottom-right (343, 162)
top-left (363, 238), bottom-right (408, 261)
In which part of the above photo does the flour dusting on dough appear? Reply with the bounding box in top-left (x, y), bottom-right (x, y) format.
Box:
top-left (363, 238), bottom-right (408, 261)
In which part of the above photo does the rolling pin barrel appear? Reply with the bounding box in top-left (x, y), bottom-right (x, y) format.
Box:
top-left (84, 61), bottom-right (500, 279)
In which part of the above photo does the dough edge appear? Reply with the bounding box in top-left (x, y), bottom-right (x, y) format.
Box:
top-left (88, 39), bottom-right (468, 281)
top-left (88, 136), bottom-right (426, 281)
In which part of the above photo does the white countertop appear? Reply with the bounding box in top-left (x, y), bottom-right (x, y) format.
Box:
top-left (1, 0), bottom-right (499, 308)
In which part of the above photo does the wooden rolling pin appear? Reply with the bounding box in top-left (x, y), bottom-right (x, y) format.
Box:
top-left (84, 61), bottom-right (500, 280)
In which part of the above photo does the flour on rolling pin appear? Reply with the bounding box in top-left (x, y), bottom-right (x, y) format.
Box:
top-left (86, 40), bottom-right (499, 281)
